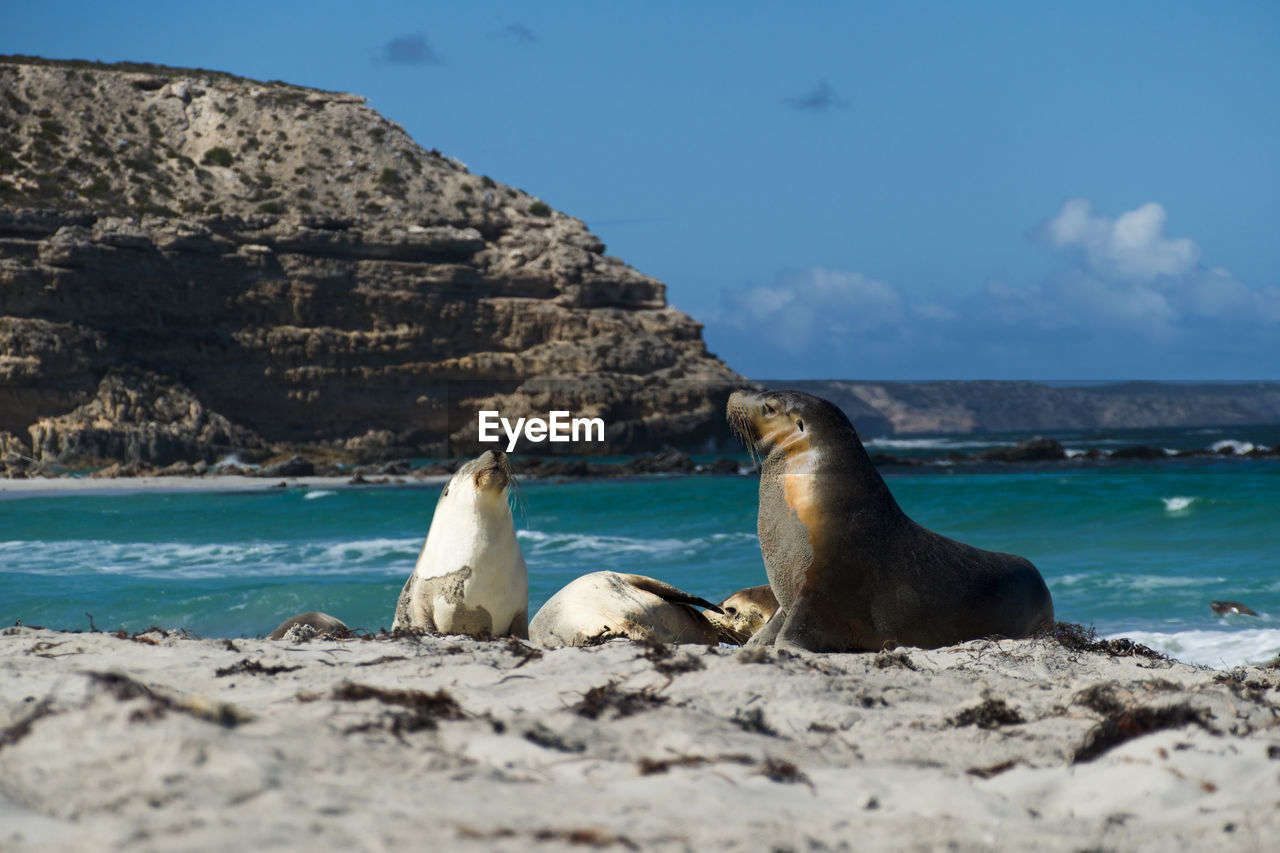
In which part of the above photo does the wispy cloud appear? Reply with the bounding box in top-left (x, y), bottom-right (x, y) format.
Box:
top-left (381, 33), bottom-right (441, 66)
top-left (494, 24), bottom-right (536, 45)
top-left (782, 80), bottom-right (848, 113)
top-left (704, 200), bottom-right (1280, 378)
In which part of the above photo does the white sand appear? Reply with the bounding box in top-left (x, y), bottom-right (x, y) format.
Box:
top-left (2, 627), bottom-right (1277, 851)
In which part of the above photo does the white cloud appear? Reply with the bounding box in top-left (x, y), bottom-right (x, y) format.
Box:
top-left (704, 199), bottom-right (1278, 378)
top-left (1044, 199), bottom-right (1199, 283)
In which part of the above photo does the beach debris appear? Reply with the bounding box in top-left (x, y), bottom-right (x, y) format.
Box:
top-left (635, 752), bottom-right (754, 775)
top-left (0, 697), bottom-right (58, 750)
top-left (735, 645), bottom-right (771, 664)
top-left (874, 649), bottom-right (918, 670)
top-left (332, 681), bottom-right (465, 735)
top-left (457, 825), bottom-right (639, 850)
top-left (757, 755), bottom-right (815, 790)
top-left (636, 635), bottom-right (705, 676)
top-left (354, 655), bottom-right (408, 667)
top-left (1072, 701), bottom-right (1215, 764)
top-left (1038, 622), bottom-right (1167, 661)
top-left (966, 758), bottom-right (1021, 779)
top-left (523, 723), bottom-right (586, 753)
top-left (214, 658), bottom-right (303, 677)
top-left (503, 636), bottom-right (543, 668)
top-left (949, 698), bottom-right (1025, 729)
top-left (88, 670), bottom-right (252, 728)
top-left (570, 680), bottom-right (668, 720)
top-left (730, 706), bottom-right (778, 737)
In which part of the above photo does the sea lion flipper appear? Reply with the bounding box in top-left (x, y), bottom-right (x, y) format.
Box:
top-left (744, 606), bottom-right (785, 647)
top-left (618, 574), bottom-right (723, 613)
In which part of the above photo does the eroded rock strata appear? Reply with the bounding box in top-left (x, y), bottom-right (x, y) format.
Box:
top-left (0, 57), bottom-right (744, 470)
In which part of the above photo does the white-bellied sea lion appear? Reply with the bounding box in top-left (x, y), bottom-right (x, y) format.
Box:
top-left (529, 571), bottom-right (723, 648)
top-left (268, 611), bottom-right (350, 640)
top-left (703, 584), bottom-right (779, 645)
top-left (392, 450), bottom-right (529, 639)
top-left (728, 389), bottom-right (1054, 652)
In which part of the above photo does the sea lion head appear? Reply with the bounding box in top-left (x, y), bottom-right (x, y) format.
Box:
top-left (727, 389), bottom-right (855, 462)
top-left (445, 449), bottom-right (515, 506)
top-left (703, 584), bottom-right (779, 645)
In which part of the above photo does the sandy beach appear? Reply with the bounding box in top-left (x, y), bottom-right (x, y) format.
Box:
top-left (2, 626), bottom-right (1277, 852)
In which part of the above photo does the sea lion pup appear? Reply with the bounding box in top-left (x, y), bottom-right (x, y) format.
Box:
top-left (727, 389), bottom-right (1054, 652)
top-left (529, 571), bottom-right (723, 648)
top-left (268, 611), bottom-right (350, 640)
top-left (392, 450), bottom-right (529, 639)
top-left (703, 584), bottom-right (779, 645)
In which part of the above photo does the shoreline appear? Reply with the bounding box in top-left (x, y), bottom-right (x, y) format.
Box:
top-left (2, 627), bottom-right (1277, 851)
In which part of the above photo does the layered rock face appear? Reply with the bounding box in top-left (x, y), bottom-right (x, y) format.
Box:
top-left (0, 57), bottom-right (744, 468)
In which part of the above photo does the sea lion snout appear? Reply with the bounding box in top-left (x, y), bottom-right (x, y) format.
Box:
top-left (472, 449), bottom-right (513, 494)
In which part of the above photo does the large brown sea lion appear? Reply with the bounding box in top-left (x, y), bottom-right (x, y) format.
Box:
top-left (728, 389), bottom-right (1054, 652)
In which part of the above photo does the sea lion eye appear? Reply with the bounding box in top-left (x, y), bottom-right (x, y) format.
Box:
top-left (763, 403), bottom-right (775, 415)
top-left (796, 419), bottom-right (804, 431)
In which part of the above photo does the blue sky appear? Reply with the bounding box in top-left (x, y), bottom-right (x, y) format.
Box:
top-left (5, 2), bottom-right (1278, 379)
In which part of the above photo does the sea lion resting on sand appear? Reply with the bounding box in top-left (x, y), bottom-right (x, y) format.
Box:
top-left (393, 450), bottom-right (529, 639)
top-left (268, 611), bottom-right (350, 640)
top-left (530, 571), bottom-right (729, 647)
top-left (702, 584), bottom-right (779, 645)
top-left (728, 389), bottom-right (1054, 653)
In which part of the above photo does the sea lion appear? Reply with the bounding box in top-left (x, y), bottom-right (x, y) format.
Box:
top-left (529, 571), bottom-right (723, 648)
top-left (392, 450), bottom-right (529, 639)
top-left (703, 584), bottom-right (779, 645)
top-left (1210, 600), bottom-right (1259, 617)
top-left (268, 611), bottom-right (350, 640)
top-left (727, 389), bottom-right (1054, 652)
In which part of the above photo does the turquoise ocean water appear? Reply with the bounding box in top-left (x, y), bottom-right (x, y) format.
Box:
top-left (3, 425), bottom-right (1277, 668)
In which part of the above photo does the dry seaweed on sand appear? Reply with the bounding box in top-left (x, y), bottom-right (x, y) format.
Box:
top-left (570, 680), bottom-right (669, 720)
top-left (758, 755), bottom-right (815, 790)
top-left (635, 752), bottom-right (754, 775)
top-left (458, 825), bottom-right (640, 850)
top-left (0, 697), bottom-right (58, 750)
top-left (1039, 622), bottom-right (1168, 660)
top-left (503, 636), bottom-right (543, 668)
top-left (88, 670), bottom-right (251, 728)
top-left (635, 636), bottom-right (705, 676)
top-left (1072, 702), bottom-right (1215, 764)
top-left (214, 658), bottom-right (303, 677)
top-left (966, 758), bottom-right (1021, 779)
top-left (332, 681), bottom-right (465, 735)
top-left (731, 706), bottom-right (779, 736)
top-left (873, 649), bottom-right (917, 670)
top-left (949, 698), bottom-right (1025, 729)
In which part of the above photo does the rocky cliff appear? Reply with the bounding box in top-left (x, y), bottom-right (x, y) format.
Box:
top-left (776, 380), bottom-right (1280, 436)
top-left (0, 56), bottom-right (745, 471)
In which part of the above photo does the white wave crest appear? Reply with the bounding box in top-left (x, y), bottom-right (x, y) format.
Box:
top-left (304, 490), bottom-right (338, 500)
top-left (516, 529), bottom-right (754, 558)
top-left (865, 437), bottom-right (1014, 451)
top-left (1209, 440), bottom-right (1255, 455)
top-left (1107, 628), bottom-right (1280, 668)
top-left (1162, 496), bottom-right (1196, 512)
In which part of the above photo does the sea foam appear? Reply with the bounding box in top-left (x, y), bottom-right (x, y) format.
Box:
top-left (1162, 496), bottom-right (1196, 512)
top-left (1110, 627), bottom-right (1280, 668)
